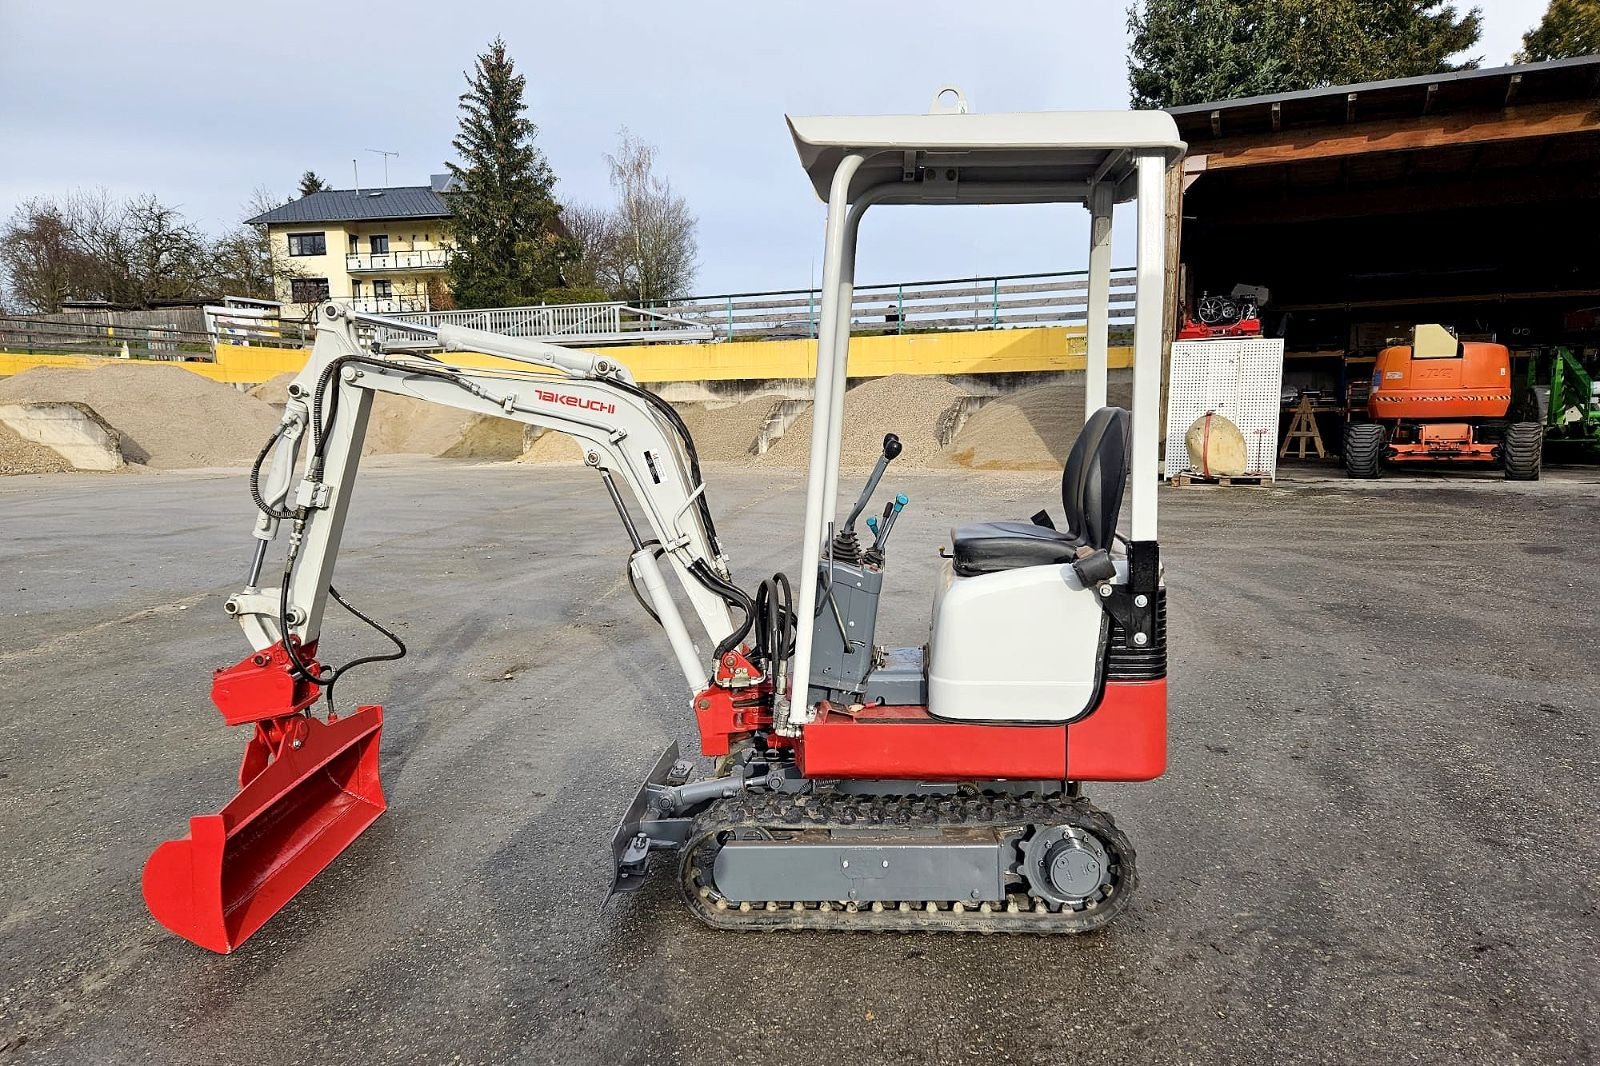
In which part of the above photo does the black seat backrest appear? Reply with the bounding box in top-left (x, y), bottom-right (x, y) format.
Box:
top-left (1061, 406), bottom-right (1130, 551)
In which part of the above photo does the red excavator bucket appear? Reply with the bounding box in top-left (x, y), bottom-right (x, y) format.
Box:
top-left (143, 706), bottom-right (386, 953)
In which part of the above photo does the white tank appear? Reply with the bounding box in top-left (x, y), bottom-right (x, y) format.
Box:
top-left (926, 560), bottom-right (1106, 723)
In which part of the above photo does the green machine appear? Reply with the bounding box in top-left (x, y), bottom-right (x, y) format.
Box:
top-left (1525, 347), bottom-right (1600, 455)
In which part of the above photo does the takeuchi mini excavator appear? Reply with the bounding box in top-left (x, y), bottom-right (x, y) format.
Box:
top-left (143, 90), bottom-right (1181, 950)
top-left (1345, 323), bottom-right (1544, 480)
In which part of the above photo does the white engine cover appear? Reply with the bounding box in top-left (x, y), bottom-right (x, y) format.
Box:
top-left (927, 560), bottom-right (1107, 723)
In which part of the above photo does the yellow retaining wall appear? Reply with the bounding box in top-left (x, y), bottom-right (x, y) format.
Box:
top-left (2, 326), bottom-right (1133, 386)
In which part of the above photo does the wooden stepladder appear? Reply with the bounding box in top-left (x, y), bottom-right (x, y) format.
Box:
top-left (1279, 396), bottom-right (1326, 459)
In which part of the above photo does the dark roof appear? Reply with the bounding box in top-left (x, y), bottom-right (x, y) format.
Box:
top-left (247, 185), bottom-right (451, 226)
top-left (1169, 55), bottom-right (1600, 142)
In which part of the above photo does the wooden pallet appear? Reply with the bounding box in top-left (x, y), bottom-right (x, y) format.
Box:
top-left (1168, 472), bottom-right (1274, 488)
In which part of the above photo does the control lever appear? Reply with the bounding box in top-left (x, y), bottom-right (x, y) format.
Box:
top-left (872, 494), bottom-right (908, 552)
top-left (842, 433), bottom-right (902, 533)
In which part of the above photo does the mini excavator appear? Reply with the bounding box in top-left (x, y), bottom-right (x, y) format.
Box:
top-left (144, 90), bottom-right (1181, 950)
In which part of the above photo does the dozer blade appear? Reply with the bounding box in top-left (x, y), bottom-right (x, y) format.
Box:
top-left (142, 706), bottom-right (386, 953)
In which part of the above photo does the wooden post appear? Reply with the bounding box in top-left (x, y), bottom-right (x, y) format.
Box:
top-left (1160, 159), bottom-right (1184, 448)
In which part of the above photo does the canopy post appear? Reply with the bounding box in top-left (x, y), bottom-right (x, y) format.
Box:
top-left (786, 152), bottom-right (865, 733)
top-left (1130, 152), bottom-right (1165, 543)
top-left (1084, 180), bottom-right (1114, 419)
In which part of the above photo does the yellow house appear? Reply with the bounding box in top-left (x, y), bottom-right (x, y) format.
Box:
top-left (248, 175), bottom-right (456, 318)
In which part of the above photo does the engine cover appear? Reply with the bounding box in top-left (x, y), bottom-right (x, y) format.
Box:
top-left (926, 559), bottom-right (1107, 723)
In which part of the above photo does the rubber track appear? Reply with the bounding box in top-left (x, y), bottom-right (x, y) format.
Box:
top-left (678, 788), bottom-right (1136, 934)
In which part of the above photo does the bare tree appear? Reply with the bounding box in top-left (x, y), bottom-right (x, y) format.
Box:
top-left (0, 188), bottom-right (290, 311)
top-left (603, 129), bottom-right (698, 303)
top-left (562, 201), bottom-right (628, 295)
top-left (0, 198), bottom-right (87, 312)
top-left (206, 187), bottom-right (296, 301)
top-left (121, 195), bottom-right (209, 306)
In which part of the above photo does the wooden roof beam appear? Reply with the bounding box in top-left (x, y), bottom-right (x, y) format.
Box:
top-left (1505, 73), bottom-right (1523, 107)
top-left (1201, 99), bottom-right (1600, 171)
top-left (1271, 101), bottom-right (1282, 132)
top-left (1346, 93), bottom-right (1358, 123)
top-left (1210, 110), bottom-right (1222, 137)
top-left (1423, 83), bottom-right (1439, 116)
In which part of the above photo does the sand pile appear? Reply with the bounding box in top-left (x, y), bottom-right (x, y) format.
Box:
top-left (519, 429), bottom-right (584, 463)
top-left (760, 376), bottom-right (967, 469)
top-left (945, 379), bottom-right (1134, 470)
top-left (251, 372), bottom-right (527, 460)
top-left (675, 394), bottom-right (791, 461)
top-left (0, 421), bottom-right (72, 475)
top-left (0, 364), bottom-right (282, 469)
top-left (248, 371), bottom-right (296, 405)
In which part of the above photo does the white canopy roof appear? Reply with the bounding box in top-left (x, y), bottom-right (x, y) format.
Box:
top-left (786, 109), bottom-right (1185, 205)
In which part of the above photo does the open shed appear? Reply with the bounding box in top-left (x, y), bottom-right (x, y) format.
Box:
top-left (1171, 56), bottom-right (1600, 430)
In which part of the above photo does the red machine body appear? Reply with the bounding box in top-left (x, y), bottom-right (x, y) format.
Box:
top-left (694, 679), bottom-right (1167, 783)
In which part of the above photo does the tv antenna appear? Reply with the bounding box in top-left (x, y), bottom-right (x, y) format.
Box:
top-left (364, 148), bottom-right (399, 186)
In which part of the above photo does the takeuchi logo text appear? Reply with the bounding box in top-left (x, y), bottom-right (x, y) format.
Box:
top-left (535, 389), bottom-right (616, 415)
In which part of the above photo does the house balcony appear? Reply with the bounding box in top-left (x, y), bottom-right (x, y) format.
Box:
top-left (343, 294), bottom-right (431, 314)
top-left (345, 248), bottom-right (450, 273)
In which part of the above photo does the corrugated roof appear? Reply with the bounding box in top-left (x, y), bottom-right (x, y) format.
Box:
top-left (247, 186), bottom-right (451, 226)
top-left (1169, 55), bottom-right (1600, 141)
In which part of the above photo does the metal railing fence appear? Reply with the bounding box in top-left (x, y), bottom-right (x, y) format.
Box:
top-left (650, 268), bottom-right (1139, 341)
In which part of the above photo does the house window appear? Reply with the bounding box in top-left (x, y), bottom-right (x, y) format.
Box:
top-left (350, 280), bottom-right (362, 298)
top-left (290, 277), bottom-right (331, 303)
top-left (287, 232), bottom-right (327, 257)
top-left (372, 279), bottom-right (392, 298)
top-left (369, 234), bottom-right (390, 255)
top-left (348, 234), bottom-right (359, 253)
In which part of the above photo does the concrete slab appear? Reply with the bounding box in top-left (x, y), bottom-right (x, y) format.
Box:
top-left (0, 401), bottom-right (124, 471)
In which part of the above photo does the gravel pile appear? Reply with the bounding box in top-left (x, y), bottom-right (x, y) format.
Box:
top-left (675, 394), bottom-right (790, 461)
top-left (759, 376), bottom-right (967, 469)
top-left (0, 421), bottom-right (73, 475)
top-left (520, 393), bottom-right (792, 465)
top-left (945, 378), bottom-right (1133, 470)
top-left (0, 364), bottom-right (281, 469)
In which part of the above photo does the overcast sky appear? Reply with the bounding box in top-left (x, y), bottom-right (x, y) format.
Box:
top-left (0, 1), bottom-right (1550, 295)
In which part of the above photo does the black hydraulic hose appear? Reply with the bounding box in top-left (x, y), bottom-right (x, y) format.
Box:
top-left (319, 584), bottom-right (407, 712)
top-left (772, 571), bottom-right (794, 657)
top-left (627, 540), bottom-right (667, 626)
top-left (279, 563), bottom-right (324, 686)
top-left (276, 566), bottom-right (407, 707)
top-left (248, 422), bottom-right (294, 521)
top-left (691, 559), bottom-right (754, 662)
top-left (610, 377), bottom-right (726, 557)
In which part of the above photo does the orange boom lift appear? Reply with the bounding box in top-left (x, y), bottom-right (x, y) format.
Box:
top-left (1345, 324), bottom-right (1544, 480)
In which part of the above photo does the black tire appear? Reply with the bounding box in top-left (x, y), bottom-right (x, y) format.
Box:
top-left (1503, 421), bottom-right (1543, 481)
top-left (1344, 423), bottom-right (1385, 479)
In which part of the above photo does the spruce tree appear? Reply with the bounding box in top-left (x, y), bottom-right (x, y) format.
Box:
top-left (445, 38), bottom-right (574, 308)
top-left (1128, 0), bottom-right (1483, 109)
top-left (1518, 0), bottom-right (1600, 61)
top-left (298, 171), bottom-right (329, 197)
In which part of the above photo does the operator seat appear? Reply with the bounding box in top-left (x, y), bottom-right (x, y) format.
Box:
top-left (950, 406), bottom-right (1130, 576)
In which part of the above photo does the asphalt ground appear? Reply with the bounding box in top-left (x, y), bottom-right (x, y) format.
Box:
top-left (2, 459), bottom-right (1597, 1065)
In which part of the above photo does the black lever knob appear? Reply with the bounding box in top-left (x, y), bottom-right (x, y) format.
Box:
top-left (882, 433), bottom-right (902, 460)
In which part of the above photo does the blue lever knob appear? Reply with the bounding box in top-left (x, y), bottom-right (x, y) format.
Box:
top-left (866, 515), bottom-right (880, 533)
top-left (892, 493), bottom-right (908, 512)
